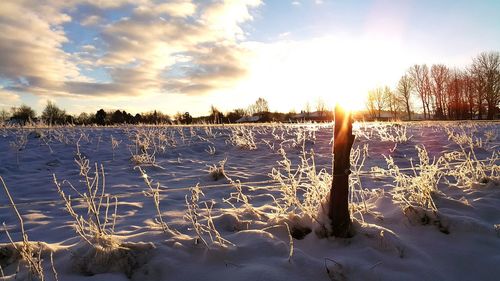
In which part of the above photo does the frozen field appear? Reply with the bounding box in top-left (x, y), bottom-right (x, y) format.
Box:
top-left (0, 121), bottom-right (499, 281)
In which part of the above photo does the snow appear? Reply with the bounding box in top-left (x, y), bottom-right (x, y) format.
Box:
top-left (0, 121), bottom-right (499, 281)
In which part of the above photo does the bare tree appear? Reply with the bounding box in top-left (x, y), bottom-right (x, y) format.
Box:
top-left (42, 101), bottom-right (66, 125)
top-left (397, 74), bottom-right (414, 121)
top-left (367, 87), bottom-right (385, 118)
top-left (255, 97), bottom-right (270, 113)
top-left (304, 102), bottom-right (311, 116)
top-left (384, 86), bottom-right (400, 119)
top-left (11, 105), bottom-right (36, 125)
top-left (365, 94), bottom-right (376, 119)
top-left (316, 98), bottom-right (327, 117)
top-left (247, 97), bottom-right (269, 116)
top-left (209, 105), bottom-right (223, 124)
top-left (463, 71), bottom-right (477, 119)
top-left (471, 51), bottom-right (500, 120)
top-left (445, 69), bottom-right (476, 119)
top-left (431, 64), bottom-right (450, 119)
top-left (0, 109), bottom-right (9, 123)
top-left (409, 64), bottom-right (432, 119)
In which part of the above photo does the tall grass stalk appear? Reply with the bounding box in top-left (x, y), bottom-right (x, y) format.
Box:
top-left (1, 176), bottom-right (47, 281)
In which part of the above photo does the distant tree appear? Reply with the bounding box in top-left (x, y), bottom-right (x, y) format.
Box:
top-left (152, 110), bottom-right (158, 124)
top-left (446, 70), bottom-right (468, 119)
top-left (255, 97), bottom-right (269, 113)
top-left (304, 102), bottom-right (311, 116)
top-left (316, 98), bottom-right (327, 117)
top-left (430, 64), bottom-right (450, 119)
top-left (123, 111), bottom-right (133, 123)
top-left (0, 109), bottom-right (10, 123)
top-left (134, 113), bottom-right (142, 124)
top-left (284, 109), bottom-right (297, 121)
top-left (384, 86), bottom-right (400, 119)
top-left (110, 110), bottom-right (125, 124)
top-left (41, 101), bottom-right (66, 125)
top-left (471, 51), bottom-right (500, 120)
top-left (225, 108), bottom-right (245, 123)
top-left (247, 97), bottom-right (269, 116)
top-left (159, 112), bottom-right (171, 124)
top-left (365, 93), bottom-right (376, 118)
top-left (11, 105), bottom-right (36, 125)
top-left (182, 112), bottom-right (192, 124)
top-left (64, 114), bottom-right (75, 125)
top-left (95, 109), bottom-right (106, 125)
top-left (397, 74), bottom-right (414, 121)
top-left (173, 112), bottom-right (183, 123)
top-left (463, 72), bottom-right (477, 119)
top-left (409, 64), bottom-right (432, 119)
top-left (75, 112), bottom-right (92, 125)
top-left (209, 105), bottom-right (223, 124)
top-left (367, 87), bottom-right (385, 118)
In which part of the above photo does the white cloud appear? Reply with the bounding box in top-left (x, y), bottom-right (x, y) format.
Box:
top-left (134, 0), bottom-right (196, 18)
top-left (0, 88), bottom-right (21, 108)
top-left (0, 0), bottom-right (263, 101)
top-left (81, 15), bottom-right (102, 26)
top-left (0, 1), bottom-right (82, 96)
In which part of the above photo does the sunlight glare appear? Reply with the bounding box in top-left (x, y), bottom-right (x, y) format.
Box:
top-left (235, 35), bottom-right (405, 113)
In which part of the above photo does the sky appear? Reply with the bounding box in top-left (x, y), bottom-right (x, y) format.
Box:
top-left (1, 0), bottom-right (500, 116)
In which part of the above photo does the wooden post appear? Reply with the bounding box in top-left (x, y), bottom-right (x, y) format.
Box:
top-left (328, 104), bottom-right (355, 237)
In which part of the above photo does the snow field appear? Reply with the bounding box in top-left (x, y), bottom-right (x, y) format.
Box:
top-left (0, 121), bottom-right (499, 281)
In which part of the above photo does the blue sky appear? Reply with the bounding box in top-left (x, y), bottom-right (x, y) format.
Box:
top-left (0, 0), bottom-right (499, 116)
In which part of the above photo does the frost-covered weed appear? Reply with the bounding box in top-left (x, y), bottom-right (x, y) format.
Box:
top-left (51, 154), bottom-right (156, 277)
top-left (184, 185), bottom-right (233, 247)
top-left (110, 135), bottom-right (121, 160)
top-left (383, 145), bottom-right (442, 212)
top-left (136, 166), bottom-right (176, 235)
top-left (292, 127), bottom-right (316, 148)
top-left (222, 176), bottom-right (251, 210)
top-left (444, 145), bottom-right (499, 187)
top-left (348, 144), bottom-right (379, 222)
top-left (9, 130), bottom-right (28, 166)
top-left (53, 148), bottom-right (119, 249)
top-left (129, 129), bottom-right (161, 167)
top-left (1, 177), bottom-right (54, 281)
top-left (268, 138), bottom-right (377, 234)
top-left (446, 127), bottom-right (483, 148)
top-left (207, 159), bottom-right (226, 181)
top-left (484, 129), bottom-right (497, 142)
top-left (228, 126), bottom-right (257, 149)
top-left (373, 123), bottom-right (412, 143)
top-left (205, 145), bottom-right (216, 156)
top-left (203, 125), bottom-right (216, 139)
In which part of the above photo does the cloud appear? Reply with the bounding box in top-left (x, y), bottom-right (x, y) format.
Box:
top-left (200, 0), bottom-right (261, 40)
top-left (81, 15), bottom-right (102, 26)
top-left (0, 0), bottom-right (262, 100)
top-left (0, 88), bottom-right (20, 108)
top-left (163, 43), bottom-right (251, 94)
top-left (88, 0), bottom-right (261, 96)
top-left (134, 0), bottom-right (196, 18)
top-left (0, 1), bottom-right (84, 97)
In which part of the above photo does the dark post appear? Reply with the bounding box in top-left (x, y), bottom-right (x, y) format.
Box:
top-left (328, 104), bottom-right (355, 237)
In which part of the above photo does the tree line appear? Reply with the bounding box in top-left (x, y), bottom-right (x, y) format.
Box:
top-left (366, 51), bottom-right (500, 120)
top-left (0, 103), bottom-right (182, 126)
top-left (0, 97), bottom-right (288, 126)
